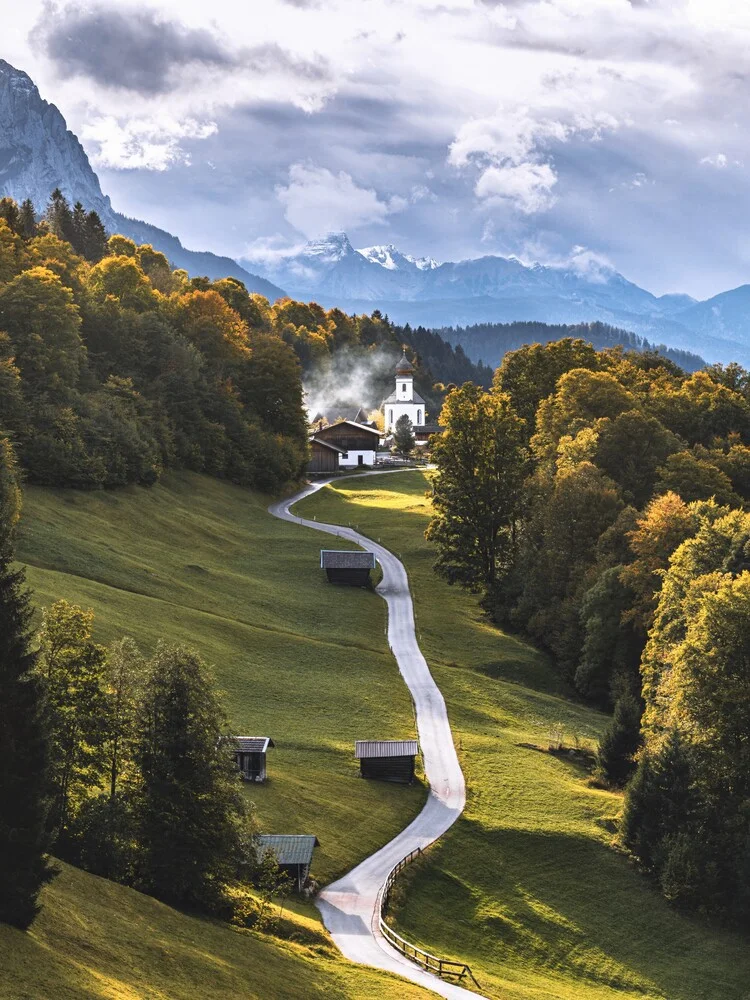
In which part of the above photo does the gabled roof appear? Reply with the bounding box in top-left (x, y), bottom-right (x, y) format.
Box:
top-left (309, 436), bottom-right (346, 453)
top-left (257, 834), bottom-right (319, 866)
top-left (233, 737), bottom-right (274, 753)
top-left (316, 419), bottom-right (381, 436)
top-left (382, 390), bottom-right (426, 405)
top-left (320, 549), bottom-right (377, 569)
top-left (413, 424), bottom-right (443, 434)
top-left (355, 740), bottom-right (419, 759)
top-left (312, 406), bottom-right (369, 425)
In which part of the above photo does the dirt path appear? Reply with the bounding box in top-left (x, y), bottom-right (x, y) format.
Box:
top-left (269, 474), bottom-right (484, 999)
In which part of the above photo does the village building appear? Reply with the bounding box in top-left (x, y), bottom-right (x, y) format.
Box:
top-left (256, 835), bottom-right (319, 892)
top-left (382, 349), bottom-right (426, 434)
top-left (310, 405), bottom-right (370, 428)
top-left (321, 549), bottom-right (376, 586)
top-left (413, 423), bottom-right (444, 448)
top-left (355, 740), bottom-right (419, 783)
top-left (307, 436), bottom-right (346, 475)
top-left (232, 736), bottom-right (275, 782)
top-left (311, 419), bottom-right (381, 467)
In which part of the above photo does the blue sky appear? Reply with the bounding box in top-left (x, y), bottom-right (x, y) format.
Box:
top-left (6, 0), bottom-right (750, 297)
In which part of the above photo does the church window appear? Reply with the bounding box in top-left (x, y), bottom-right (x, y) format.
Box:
top-left (389, 409), bottom-right (393, 425)
top-left (417, 410), bottom-right (421, 424)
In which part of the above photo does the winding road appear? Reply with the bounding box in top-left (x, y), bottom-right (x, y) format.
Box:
top-left (269, 473), bottom-right (485, 999)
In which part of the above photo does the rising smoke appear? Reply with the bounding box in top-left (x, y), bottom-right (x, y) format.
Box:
top-left (303, 346), bottom-right (398, 422)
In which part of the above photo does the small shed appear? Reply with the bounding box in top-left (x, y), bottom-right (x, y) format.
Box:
top-left (233, 737), bottom-right (275, 782)
top-left (320, 549), bottom-right (377, 586)
top-left (313, 420), bottom-right (381, 467)
top-left (256, 834), bottom-right (320, 891)
top-left (307, 436), bottom-right (345, 475)
top-left (355, 740), bottom-right (419, 783)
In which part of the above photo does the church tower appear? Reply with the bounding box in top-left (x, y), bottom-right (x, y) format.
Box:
top-left (382, 348), bottom-right (426, 432)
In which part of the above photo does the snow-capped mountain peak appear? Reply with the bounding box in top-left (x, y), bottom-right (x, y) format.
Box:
top-left (357, 243), bottom-right (440, 272)
top-left (301, 232), bottom-right (355, 263)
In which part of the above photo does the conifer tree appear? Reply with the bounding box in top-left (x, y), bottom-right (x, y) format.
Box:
top-left (135, 643), bottom-right (250, 910)
top-left (45, 189), bottom-right (74, 245)
top-left (0, 435), bottom-right (54, 928)
top-left (595, 693), bottom-right (642, 787)
top-left (18, 199), bottom-right (37, 239)
top-left (393, 413), bottom-right (415, 457)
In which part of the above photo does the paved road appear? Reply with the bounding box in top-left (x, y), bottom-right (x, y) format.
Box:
top-left (269, 474), bottom-right (485, 999)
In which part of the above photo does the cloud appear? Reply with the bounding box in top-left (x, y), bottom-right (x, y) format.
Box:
top-left (81, 115), bottom-right (218, 170)
top-left (36, 2), bottom-right (330, 96)
top-left (276, 163), bottom-right (407, 237)
top-left (37, 4), bottom-right (233, 94)
top-left (474, 162), bottom-right (558, 213)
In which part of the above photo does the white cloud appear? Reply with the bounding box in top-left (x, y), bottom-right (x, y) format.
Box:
top-left (275, 163), bottom-right (406, 237)
top-left (81, 114), bottom-right (217, 170)
top-left (474, 162), bottom-right (558, 214)
top-left (700, 153), bottom-right (729, 168)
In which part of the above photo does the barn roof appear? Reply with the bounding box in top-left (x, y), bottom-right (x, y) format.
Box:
top-left (311, 406), bottom-right (369, 425)
top-left (257, 834), bottom-right (319, 866)
top-left (355, 740), bottom-right (419, 759)
top-left (413, 424), bottom-right (443, 435)
top-left (320, 550), bottom-right (377, 569)
top-left (233, 737), bottom-right (274, 753)
top-left (316, 419), bottom-right (381, 437)
top-left (309, 436), bottom-right (346, 453)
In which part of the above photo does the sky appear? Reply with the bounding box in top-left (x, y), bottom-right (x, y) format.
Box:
top-left (5, 0), bottom-right (750, 298)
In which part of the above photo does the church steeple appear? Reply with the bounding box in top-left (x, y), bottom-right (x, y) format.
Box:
top-left (395, 348), bottom-right (414, 401)
top-left (395, 347), bottom-right (415, 376)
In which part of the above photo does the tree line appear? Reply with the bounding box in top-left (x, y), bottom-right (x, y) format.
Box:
top-left (427, 337), bottom-right (750, 924)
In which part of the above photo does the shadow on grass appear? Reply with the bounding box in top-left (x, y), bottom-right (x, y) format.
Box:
top-left (396, 821), bottom-right (750, 1000)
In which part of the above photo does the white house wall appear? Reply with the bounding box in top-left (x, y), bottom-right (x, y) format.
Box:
top-left (384, 401), bottom-right (424, 433)
top-left (339, 449), bottom-right (377, 467)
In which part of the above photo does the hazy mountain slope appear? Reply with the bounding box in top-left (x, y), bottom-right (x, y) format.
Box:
top-left (0, 59), bottom-right (284, 297)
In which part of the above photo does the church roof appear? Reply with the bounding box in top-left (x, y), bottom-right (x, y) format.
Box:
top-left (382, 390), bottom-right (425, 405)
top-left (395, 349), bottom-right (415, 375)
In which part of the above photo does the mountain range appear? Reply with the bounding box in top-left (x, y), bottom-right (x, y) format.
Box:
top-left (247, 233), bottom-right (750, 365)
top-left (3, 56), bottom-right (750, 366)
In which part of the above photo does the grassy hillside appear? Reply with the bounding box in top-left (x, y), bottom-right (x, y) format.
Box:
top-left (296, 472), bottom-right (750, 1000)
top-left (17, 471), bottom-right (425, 885)
top-left (0, 861), bottom-right (431, 1000)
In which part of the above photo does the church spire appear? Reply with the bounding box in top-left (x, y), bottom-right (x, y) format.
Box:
top-left (395, 347), bottom-right (415, 375)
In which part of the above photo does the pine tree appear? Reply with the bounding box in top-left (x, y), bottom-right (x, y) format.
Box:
top-left (595, 693), bottom-right (642, 787)
top-left (45, 189), bottom-right (74, 244)
top-left (393, 413), bottom-right (415, 457)
top-left (135, 643), bottom-right (250, 910)
top-left (18, 199), bottom-right (37, 239)
top-left (71, 201), bottom-right (88, 257)
top-left (0, 436), bottom-right (54, 928)
top-left (84, 211), bottom-right (108, 262)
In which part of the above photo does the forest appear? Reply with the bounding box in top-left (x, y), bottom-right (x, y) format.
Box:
top-left (436, 319), bottom-right (706, 372)
top-left (0, 192), bottom-right (484, 494)
top-left (428, 336), bottom-right (750, 925)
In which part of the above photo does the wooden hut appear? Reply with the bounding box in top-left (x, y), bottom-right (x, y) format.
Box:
top-left (307, 436), bottom-right (345, 475)
top-left (312, 420), bottom-right (381, 467)
top-left (355, 740), bottom-right (418, 783)
top-left (256, 835), bottom-right (319, 891)
top-left (320, 549), bottom-right (376, 586)
top-left (232, 737), bottom-right (275, 782)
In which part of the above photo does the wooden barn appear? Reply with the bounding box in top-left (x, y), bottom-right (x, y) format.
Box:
top-left (355, 740), bottom-right (419, 783)
top-left (312, 420), bottom-right (381, 468)
top-left (307, 436), bottom-right (345, 475)
top-left (256, 834), bottom-right (319, 891)
top-left (320, 549), bottom-right (376, 586)
top-left (232, 736), bottom-right (274, 782)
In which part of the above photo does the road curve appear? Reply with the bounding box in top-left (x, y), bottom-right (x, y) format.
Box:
top-left (269, 473), bottom-right (484, 999)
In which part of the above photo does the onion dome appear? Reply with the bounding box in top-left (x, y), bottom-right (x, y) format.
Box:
top-left (395, 348), bottom-right (415, 375)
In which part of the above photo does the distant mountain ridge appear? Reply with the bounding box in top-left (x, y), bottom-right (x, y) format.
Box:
top-left (0, 59), bottom-right (284, 299)
top-left (247, 233), bottom-right (750, 365)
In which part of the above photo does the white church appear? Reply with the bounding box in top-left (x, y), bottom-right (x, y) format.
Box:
top-left (382, 349), bottom-right (426, 433)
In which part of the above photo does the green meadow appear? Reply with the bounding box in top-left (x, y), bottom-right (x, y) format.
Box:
top-left (5, 471), bottom-right (431, 1000)
top-left (296, 471), bottom-right (750, 1000)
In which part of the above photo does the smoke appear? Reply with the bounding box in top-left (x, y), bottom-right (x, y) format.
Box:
top-left (304, 346), bottom-right (397, 422)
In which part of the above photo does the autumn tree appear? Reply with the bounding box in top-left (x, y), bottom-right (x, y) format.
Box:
top-left (38, 601), bottom-right (108, 837)
top-left (427, 384), bottom-right (527, 600)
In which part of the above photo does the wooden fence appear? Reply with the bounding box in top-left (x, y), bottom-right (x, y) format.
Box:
top-left (378, 847), bottom-right (480, 989)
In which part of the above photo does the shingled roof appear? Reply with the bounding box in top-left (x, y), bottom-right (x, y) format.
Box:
top-left (355, 740), bottom-right (419, 759)
top-left (233, 737), bottom-right (274, 753)
top-left (320, 550), bottom-right (377, 569)
top-left (256, 834), bottom-right (319, 866)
